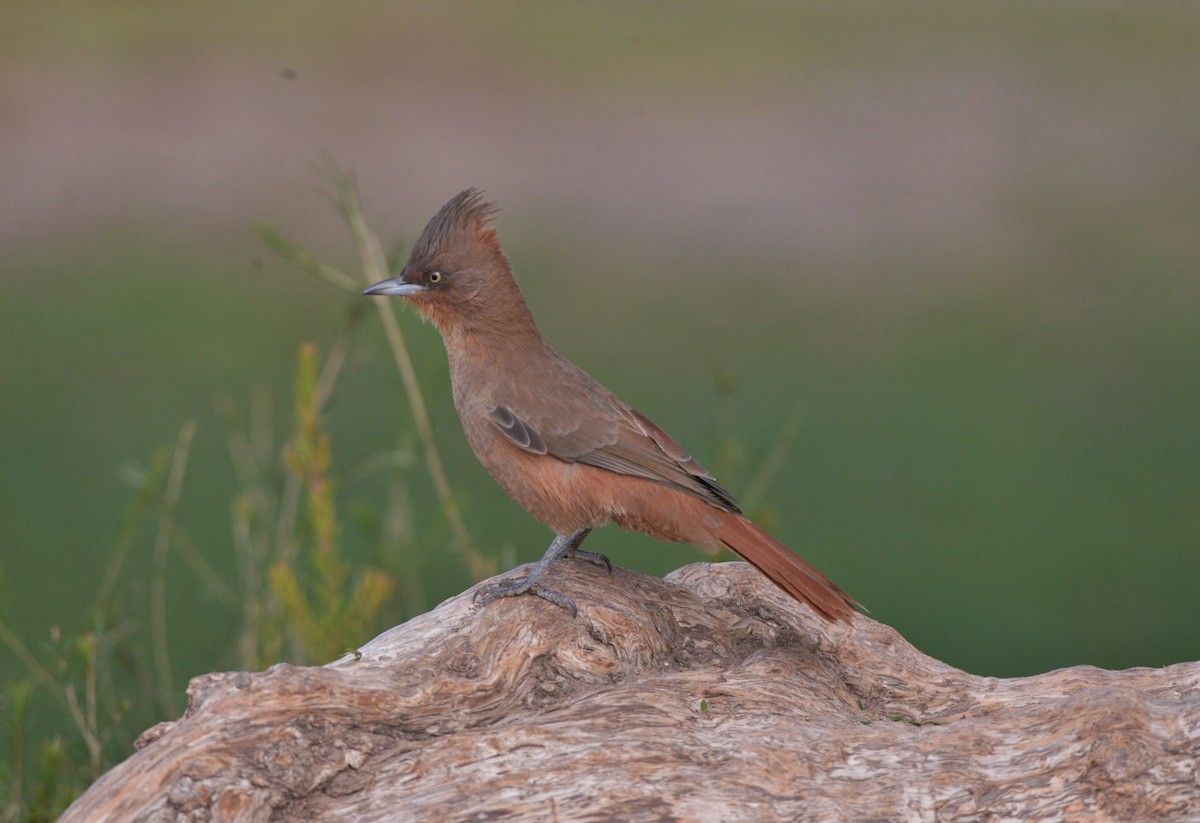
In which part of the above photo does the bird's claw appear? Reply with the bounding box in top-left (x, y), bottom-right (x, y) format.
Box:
top-left (473, 577), bottom-right (579, 618)
top-left (569, 548), bottom-right (612, 574)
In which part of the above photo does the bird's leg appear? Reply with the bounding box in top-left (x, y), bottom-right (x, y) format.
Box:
top-left (473, 528), bottom-right (608, 617)
top-left (558, 527), bottom-right (612, 573)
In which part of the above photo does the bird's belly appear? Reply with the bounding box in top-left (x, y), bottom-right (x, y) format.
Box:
top-left (478, 439), bottom-right (718, 546)
top-left (481, 446), bottom-right (611, 534)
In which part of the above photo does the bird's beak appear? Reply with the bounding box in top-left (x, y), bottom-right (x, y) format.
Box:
top-left (362, 276), bottom-right (425, 297)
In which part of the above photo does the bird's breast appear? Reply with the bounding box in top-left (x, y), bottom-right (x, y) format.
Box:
top-left (456, 405), bottom-right (716, 546)
top-left (468, 423), bottom-right (610, 533)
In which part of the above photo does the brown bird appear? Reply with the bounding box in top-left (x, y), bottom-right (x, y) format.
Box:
top-left (364, 189), bottom-right (857, 622)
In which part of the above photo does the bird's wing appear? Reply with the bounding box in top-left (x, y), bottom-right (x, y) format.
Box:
top-left (489, 375), bottom-right (740, 513)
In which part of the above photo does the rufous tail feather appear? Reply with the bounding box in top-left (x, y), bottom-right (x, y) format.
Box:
top-left (712, 510), bottom-right (857, 622)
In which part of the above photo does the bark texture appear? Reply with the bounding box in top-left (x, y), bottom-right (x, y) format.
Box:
top-left (63, 562), bottom-right (1200, 822)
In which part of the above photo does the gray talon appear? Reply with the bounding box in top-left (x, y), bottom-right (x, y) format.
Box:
top-left (570, 548), bottom-right (612, 573)
top-left (472, 527), bottom-right (598, 617)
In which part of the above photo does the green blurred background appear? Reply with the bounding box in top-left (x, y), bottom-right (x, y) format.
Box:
top-left (2, 0), bottom-right (1199, 781)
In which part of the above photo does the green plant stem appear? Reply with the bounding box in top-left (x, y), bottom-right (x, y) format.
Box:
top-left (93, 451), bottom-right (168, 628)
top-left (273, 321), bottom-right (354, 573)
top-left (175, 530), bottom-right (238, 611)
top-left (150, 420), bottom-right (195, 717)
top-left (741, 404), bottom-right (804, 513)
top-left (333, 171), bottom-right (493, 581)
top-left (0, 620), bottom-right (58, 694)
top-left (61, 636), bottom-right (102, 779)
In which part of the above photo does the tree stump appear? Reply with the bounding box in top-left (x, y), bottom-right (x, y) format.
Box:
top-left (62, 562), bottom-right (1200, 821)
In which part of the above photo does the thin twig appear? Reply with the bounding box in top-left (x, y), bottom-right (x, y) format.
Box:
top-left (94, 453), bottom-right (167, 628)
top-left (218, 394), bottom-right (275, 669)
top-left (84, 635), bottom-right (100, 777)
top-left (254, 225), bottom-right (360, 293)
top-left (312, 311), bottom-right (356, 415)
top-left (0, 619), bottom-right (59, 694)
top-left (330, 169), bottom-right (493, 580)
top-left (175, 529), bottom-right (239, 611)
top-left (742, 404), bottom-right (805, 514)
top-left (62, 682), bottom-right (96, 774)
top-left (273, 316), bottom-right (357, 574)
top-left (150, 420), bottom-right (196, 717)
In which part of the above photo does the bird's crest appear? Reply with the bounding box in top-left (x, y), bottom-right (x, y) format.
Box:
top-left (410, 187), bottom-right (501, 267)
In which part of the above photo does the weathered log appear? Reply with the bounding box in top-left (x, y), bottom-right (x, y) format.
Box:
top-left (62, 561), bottom-right (1200, 821)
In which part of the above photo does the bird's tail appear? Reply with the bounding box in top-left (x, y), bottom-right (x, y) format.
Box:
top-left (711, 510), bottom-right (857, 622)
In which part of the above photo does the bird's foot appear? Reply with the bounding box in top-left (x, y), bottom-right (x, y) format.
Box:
top-left (473, 575), bottom-right (579, 618)
top-left (471, 528), bottom-right (606, 618)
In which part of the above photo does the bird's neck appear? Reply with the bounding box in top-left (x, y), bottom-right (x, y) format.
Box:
top-left (445, 313), bottom-right (547, 363)
top-left (438, 292), bottom-right (553, 376)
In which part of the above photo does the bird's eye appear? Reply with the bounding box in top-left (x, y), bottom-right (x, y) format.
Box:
top-left (428, 270), bottom-right (443, 284)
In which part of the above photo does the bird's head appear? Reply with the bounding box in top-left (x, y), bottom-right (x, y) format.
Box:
top-left (363, 188), bottom-right (533, 336)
